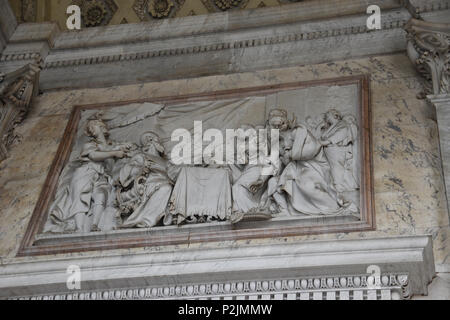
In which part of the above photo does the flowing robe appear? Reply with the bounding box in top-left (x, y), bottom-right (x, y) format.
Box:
top-left (321, 119), bottom-right (359, 192)
top-left (120, 153), bottom-right (173, 228)
top-left (278, 125), bottom-right (345, 216)
top-left (232, 164), bottom-right (270, 214)
top-left (44, 142), bottom-right (114, 233)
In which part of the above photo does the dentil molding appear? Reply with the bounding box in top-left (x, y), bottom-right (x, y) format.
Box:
top-left (0, 235), bottom-right (435, 300)
top-left (0, 0), bottom-right (449, 90)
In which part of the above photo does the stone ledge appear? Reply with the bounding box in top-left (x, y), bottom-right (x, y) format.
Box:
top-left (7, 22), bottom-right (60, 47)
top-left (1, 1), bottom-right (449, 90)
top-left (0, 0), bottom-right (421, 90)
top-left (42, 9), bottom-right (410, 69)
top-left (0, 235), bottom-right (435, 299)
top-left (51, 0), bottom-right (402, 50)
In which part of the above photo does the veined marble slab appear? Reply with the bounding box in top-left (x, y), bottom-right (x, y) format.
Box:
top-left (0, 235), bottom-right (435, 299)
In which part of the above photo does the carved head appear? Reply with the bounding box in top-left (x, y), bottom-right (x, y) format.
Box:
top-left (324, 109), bottom-right (342, 125)
top-left (268, 109), bottom-right (289, 131)
top-left (86, 119), bottom-right (109, 139)
top-left (140, 131), bottom-right (165, 155)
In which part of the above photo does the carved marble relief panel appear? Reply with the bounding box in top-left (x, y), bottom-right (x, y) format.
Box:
top-left (19, 75), bottom-right (373, 256)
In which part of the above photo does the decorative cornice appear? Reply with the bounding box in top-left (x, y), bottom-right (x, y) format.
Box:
top-left (2, 1), bottom-right (448, 90)
top-left (10, 273), bottom-right (412, 300)
top-left (0, 52), bottom-right (41, 62)
top-left (41, 18), bottom-right (407, 70)
top-left (407, 0), bottom-right (450, 16)
top-left (0, 235), bottom-right (435, 299)
top-left (405, 18), bottom-right (450, 97)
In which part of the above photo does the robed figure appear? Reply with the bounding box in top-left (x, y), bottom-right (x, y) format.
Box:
top-left (274, 124), bottom-right (347, 215)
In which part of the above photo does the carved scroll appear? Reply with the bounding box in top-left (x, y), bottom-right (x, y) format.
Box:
top-left (405, 18), bottom-right (450, 97)
top-left (0, 63), bottom-right (41, 161)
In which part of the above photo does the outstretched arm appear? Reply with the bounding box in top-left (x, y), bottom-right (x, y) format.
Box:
top-left (88, 150), bottom-right (125, 162)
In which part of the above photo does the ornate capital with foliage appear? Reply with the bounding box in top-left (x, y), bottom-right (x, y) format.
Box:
top-left (405, 18), bottom-right (450, 97)
top-left (0, 63), bottom-right (41, 161)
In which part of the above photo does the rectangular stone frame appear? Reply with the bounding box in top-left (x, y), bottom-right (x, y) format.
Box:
top-left (18, 75), bottom-right (374, 256)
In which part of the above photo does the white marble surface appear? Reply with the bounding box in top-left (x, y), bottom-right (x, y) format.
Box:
top-left (0, 235), bottom-right (435, 299)
top-left (0, 53), bottom-right (449, 298)
top-left (429, 94), bottom-right (450, 222)
top-left (413, 273), bottom-right (450, 300)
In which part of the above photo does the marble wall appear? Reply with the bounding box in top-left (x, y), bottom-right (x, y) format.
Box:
top-left (0, 53), bottom-right (448, 273)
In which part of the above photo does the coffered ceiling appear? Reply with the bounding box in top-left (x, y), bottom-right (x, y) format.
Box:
top-left (9, 0), bottom-right (305, 30)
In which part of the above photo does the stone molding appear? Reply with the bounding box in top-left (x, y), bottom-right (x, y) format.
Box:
top-left (50, 0), bottom-right (403, 48)
top-left (0, 22), bottom-right (59, 74)
top-left (428, 93), bottom-right (450, 106)
top-left (0, 235), bottom-right (435, 299)
top-left (41, 16), bottom-right (406, 70)
top-left (407, 0), bottom-right (450, 16)
top-left (2, 1), bottom-right (407, 66)
top-left (0, 0), bottom-right (448, 90)
top-left (11, 273), bottom-right (412, 300)
top-left (20, 9), bottom-right (414, 90)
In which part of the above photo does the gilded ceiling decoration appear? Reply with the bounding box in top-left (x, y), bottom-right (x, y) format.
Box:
top-left (133, 0), bottom-right (183, 20)
top-left (9, 0), bottom-right (306, 29)
top-left (21, 0), bottom-right (37, 22)
top-left (148, 0), bottom-right (175, 18)
top-left (205, 0), bottom-right (250, 12)
top-left (72, 0), bottom-right (119, 27)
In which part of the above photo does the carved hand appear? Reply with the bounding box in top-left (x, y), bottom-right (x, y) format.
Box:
top-left (115, 150), bottom-right (126, 159)
top-left (121, 143), bottom-right (136, 151)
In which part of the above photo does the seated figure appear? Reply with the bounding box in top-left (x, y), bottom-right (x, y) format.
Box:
top-left (118, 132), bottom-right (174, 228)
top-left (267, 109), bottom-right (356, 216)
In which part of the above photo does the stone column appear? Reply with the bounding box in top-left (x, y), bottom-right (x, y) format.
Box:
top-left (429, 94), bottom-right (450, 215)
top-left (405, 18), bottom-right (450, 217)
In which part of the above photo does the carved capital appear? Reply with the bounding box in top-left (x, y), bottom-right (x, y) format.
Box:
top-left (0, 62), bottom-right (41, 161)
top-left (405, 18), bottom-right (450, 97)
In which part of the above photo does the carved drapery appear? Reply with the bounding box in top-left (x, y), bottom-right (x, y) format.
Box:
top-left (405, 18), bottom-right (450, 97)
top-left (0, 63), bottom-right (41, 161)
